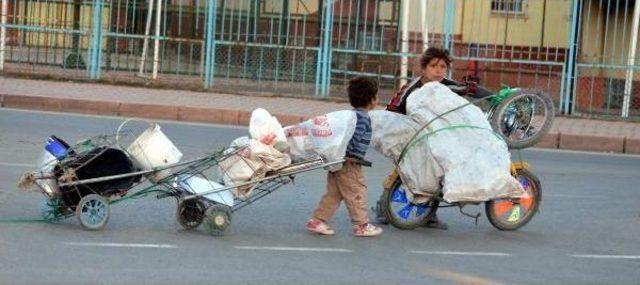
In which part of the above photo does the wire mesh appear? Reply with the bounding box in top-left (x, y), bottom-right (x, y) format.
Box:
top-left (1, 0), bottom-right (640, 119)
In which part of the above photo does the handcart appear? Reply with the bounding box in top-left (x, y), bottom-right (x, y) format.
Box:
top-left (21, 122), bottom-right (341, 235)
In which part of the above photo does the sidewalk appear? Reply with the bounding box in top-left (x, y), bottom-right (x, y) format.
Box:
top-left (1, 76), bottom-right (639, 154)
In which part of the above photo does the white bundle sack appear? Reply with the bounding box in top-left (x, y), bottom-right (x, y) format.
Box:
top-left (249, 108), bottom-right (288, 151)
top-left (284, 110), bottom-right (357, 171)
top-left (405, 82), bottom-right (524, 202)
top-left (369, 110), bottom-right (443, 200)
top-left (219, 136), bottom-right (291, 197)
top-left (176, 175), bottom-right (234, 207)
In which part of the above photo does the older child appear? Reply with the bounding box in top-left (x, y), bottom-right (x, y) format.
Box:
top-left (306, 76), bottom-right (383, 237)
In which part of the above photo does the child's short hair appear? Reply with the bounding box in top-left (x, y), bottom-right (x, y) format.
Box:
top-left (347, 76), bottom-right (378, 108)
top-left (420, 47), bottom-right (451, 69)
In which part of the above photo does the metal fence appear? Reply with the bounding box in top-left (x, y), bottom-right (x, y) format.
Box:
top-left (1, 0), bottom-right (639, 119)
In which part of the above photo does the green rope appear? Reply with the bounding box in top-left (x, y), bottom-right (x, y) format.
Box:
top-left (0, 187), bottom-right (169, 224)
top-left (0, 217), bottom-right (52, 223)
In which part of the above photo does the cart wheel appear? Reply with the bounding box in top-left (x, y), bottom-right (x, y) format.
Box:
top-left (203, 204), bottom-right (232, 236)
top-left (76, 194), bottom-right (110, 231)
top-left (485, 169), bottom-right (541, 231)
top-left (177, 198), bottom-right (206, 230)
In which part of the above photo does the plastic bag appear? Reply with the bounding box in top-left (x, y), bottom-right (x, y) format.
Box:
top-left (249, 108), bottom-right (288, 151)
top-left (284, 110), bottom-right (357, 170)
top-left (370, 110), bottom-right (443, 199)
top-left (219, 136), bottom-right (291, 197)
top-left (177, 175), bottom-right (234, 207)
top-left (404, 82), bottom-right (524, 202)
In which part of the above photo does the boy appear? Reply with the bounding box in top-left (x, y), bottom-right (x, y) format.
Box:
top-left (387, 47), bottom-right (492, 114)
top-left (306, 76), bottom-right (383, 237)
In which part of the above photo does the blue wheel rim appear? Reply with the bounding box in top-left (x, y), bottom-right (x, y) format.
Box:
top-left (389, 184), bottom-right (431, 222)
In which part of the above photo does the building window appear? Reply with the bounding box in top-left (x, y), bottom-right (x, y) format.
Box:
top-left (491, 0), bottom-right (526, 14)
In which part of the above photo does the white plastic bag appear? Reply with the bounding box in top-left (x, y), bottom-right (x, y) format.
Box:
top-left (177, 175), bottom-right (234, 207)
top-left (249, 108), bottom-right (288, 151)
top-left (369, 110), bottom-right (443, 197)
top-left (284, 111), bottom-right (357, 170)
top-left (404, 82), bottom-right (524, 202)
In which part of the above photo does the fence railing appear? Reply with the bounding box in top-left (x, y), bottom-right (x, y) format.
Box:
top-left (1, 0), bottom-right (639, 120)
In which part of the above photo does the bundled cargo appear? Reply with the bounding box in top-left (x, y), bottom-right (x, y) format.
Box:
top-left (370, 82), bottom-right (525, 203)
top-left (218, 109), bottom-right (292, 197)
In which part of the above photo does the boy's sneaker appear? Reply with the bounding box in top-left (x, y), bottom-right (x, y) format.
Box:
top-left (306, 218), bottom-right (335, 235)
top-left (353, 223), bottom-right (383, 237)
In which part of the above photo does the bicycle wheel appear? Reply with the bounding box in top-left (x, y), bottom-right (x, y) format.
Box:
top-left (485, 169), bottom-right (541, 231)
top-left (381, 178), bottom-right (438, 230)
top-left (490, 90), bottom-right (555, 149)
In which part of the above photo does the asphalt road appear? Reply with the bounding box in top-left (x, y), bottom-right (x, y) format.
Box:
top-left (1, 109), bottom-right (639, 285)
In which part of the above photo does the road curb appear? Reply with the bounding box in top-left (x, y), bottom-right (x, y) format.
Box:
top-left (623, 137), bottom-right (640, 154)
top-left (559, 134), bottom-right (625, 153)
top-left (4, 95), bottom-right (49, 111)
top-left (119, 103), bottom-right (179, 121)
top-left (533, 133), bottom-right (559, 149)
top-left (1, 94), bottom-right (636, 154)
top-left (64, 99), bottom-right (120, 116)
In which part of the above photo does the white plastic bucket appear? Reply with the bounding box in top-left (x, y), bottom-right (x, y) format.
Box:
top-left (127, 124), bottom-right (182, 182)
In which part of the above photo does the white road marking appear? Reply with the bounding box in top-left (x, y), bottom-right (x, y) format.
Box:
top-left (570, 254), bottom-right (640, 260)
top-left (0, 162), bottom-right (34, 168)
top-left (411, 251), bottom-right (511, 257)
top-left (234, 246), bottom-right (352, 253)
top-left (63, 242), bottom-right (176, 249)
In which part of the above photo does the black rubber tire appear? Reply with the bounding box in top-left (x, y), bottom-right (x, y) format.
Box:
top-left (490, 90), bottom-right (555, 149)
top-left (381, 178), bottom-right (439, 230)
top-left (485, 169), bottom-right (542, 231)
top-left (176, 198), bottom-right (206, 230)
top-left (203, 204), bottom-right (232, 236)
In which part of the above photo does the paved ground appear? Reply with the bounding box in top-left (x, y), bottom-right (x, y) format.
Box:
top-left (1, 109), bottom-right (639, 285)
top-left (1, 76), bottom-right (640, 154)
